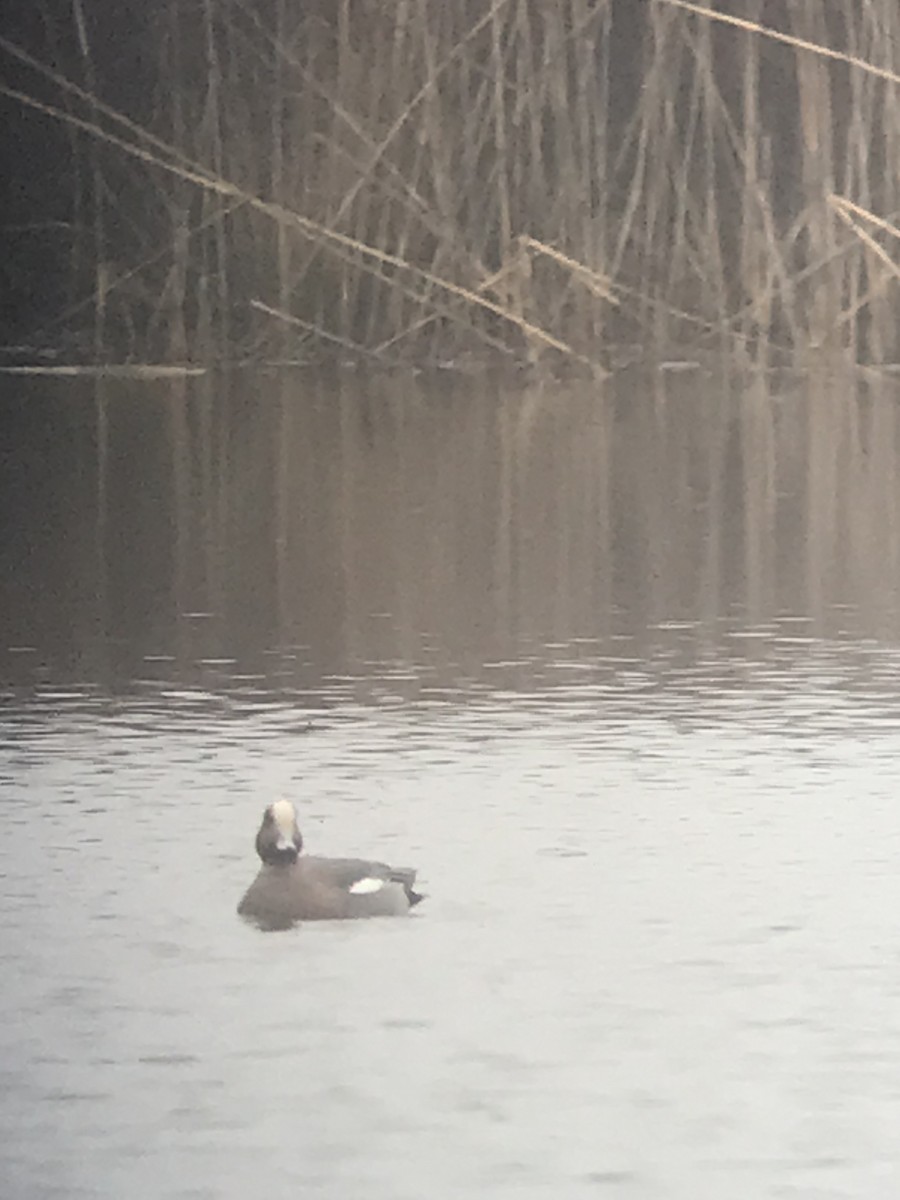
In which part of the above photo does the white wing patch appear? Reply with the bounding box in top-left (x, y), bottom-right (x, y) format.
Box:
top-left (349, 877), bottom-right (387, 895)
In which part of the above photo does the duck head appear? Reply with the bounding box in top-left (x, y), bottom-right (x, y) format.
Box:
top-left (255, 799), bottom-right (303, 865)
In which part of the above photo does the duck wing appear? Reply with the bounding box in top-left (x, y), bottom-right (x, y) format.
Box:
top-left (304, 856), bottom-right (423, 905)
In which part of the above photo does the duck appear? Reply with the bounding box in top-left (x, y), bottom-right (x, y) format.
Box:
top-left (237, 798), bottom-right (424, 928)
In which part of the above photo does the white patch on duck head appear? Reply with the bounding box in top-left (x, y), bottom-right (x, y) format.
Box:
top-left (349, 877), bottom-right (386, 895)
top-left (270, 799), bottom-right (300, 851)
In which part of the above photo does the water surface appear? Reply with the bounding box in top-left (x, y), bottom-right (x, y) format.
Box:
top-left (3, 369), bottom-right (900, 1199)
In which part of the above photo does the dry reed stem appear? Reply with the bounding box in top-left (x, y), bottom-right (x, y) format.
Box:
top-left (372, 315), bottom-right (442, 358)
top-left (829, 195), bottom-right (900, 245)
top-left (518, 238), bottom-right (618, 305)
top-left (827, 197), bottom-right (900, 326)
top-left (0, 365), bottom-right (206, 377)
top-left (250, 299), bottom-right (386, 361)
top-left (654, 0), bottom-right (900, 87)
top-left (0, 35), bottom-right (219, 180)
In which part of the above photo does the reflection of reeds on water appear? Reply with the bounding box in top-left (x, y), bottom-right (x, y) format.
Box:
top-left (64, 373), bottom-right (900, 678)
top-left (4, 2), bottom-right (900, 365)
top-left (7, 375), bottom-right (899, 677)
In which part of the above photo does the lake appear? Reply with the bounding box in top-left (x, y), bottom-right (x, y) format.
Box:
top-left (2, 365), bottom-right (900, 1199)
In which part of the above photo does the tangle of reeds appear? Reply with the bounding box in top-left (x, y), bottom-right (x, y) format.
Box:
top-left (3, 0), bottom-right (900, 368)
